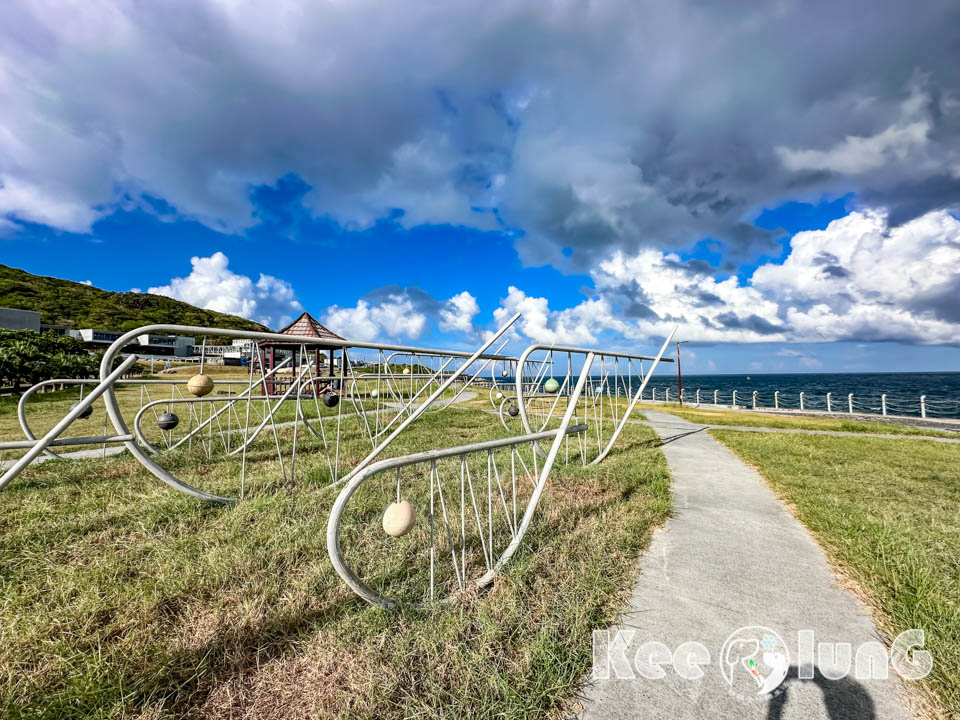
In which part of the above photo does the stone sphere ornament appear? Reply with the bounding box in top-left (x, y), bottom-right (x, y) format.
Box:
top-left (71, 402), bottom-right (93, 420)
top-left (187, 374), bottom-right (214, 397)
top-left (495, 391), bottom-right (503, 400)
top-left (544, 378), bottom-right (560, 394)
top-left (402, 367), bottom-right (411, 375)
top-left (369, 388), bottom-right (379, 398)
top-left (507, 403), bottom-right (520, 417)
top-left (382, 500), bottom-right (416, 537)
top-left (501, 369), bottom-right (508, 377)
top-left (157, 411), bottom-right (180, 431)
top-left (322, 390), bottom-right (340, 408)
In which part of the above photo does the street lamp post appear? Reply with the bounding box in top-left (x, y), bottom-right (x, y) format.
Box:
top-left (676, 340), bottom-right (687, 406)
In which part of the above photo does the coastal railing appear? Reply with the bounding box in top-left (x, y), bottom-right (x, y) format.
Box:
top-left (641, 388), bottom-right (960, 420)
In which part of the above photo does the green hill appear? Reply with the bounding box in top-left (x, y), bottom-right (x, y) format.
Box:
top-left (0, 264), bottom-right (269, 333)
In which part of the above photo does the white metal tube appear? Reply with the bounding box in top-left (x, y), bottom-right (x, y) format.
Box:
top-left (588, 327), bottom-right (677, 465)
top-left (339, 313), bottom-right (521, 485)
top-left (0, 355), bottom-right (138, 491)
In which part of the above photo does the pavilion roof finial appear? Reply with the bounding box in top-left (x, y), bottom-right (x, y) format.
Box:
top-left (275, 311), bottom-right (345, 341)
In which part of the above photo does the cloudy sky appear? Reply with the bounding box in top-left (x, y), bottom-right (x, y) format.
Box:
top-left (2, 0), bottom-right (959, 372)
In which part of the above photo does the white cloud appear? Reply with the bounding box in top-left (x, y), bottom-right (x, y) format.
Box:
top-left (492, 286), bottom-right (625, 346)
top-left (497, 208), bottom-right (960, 346)
top-left (438, 291), bottom-right (480, 333)
top-left (147, 252), bottom-right (302, 328)
top-left (0, 175), bottom-right (104, 233)
top-left (776, 84), bottom-right (934, 175)
top-left (776, 120), bottom-right (929, 174)
top-left (79, 279), bottom-right (92, 285)
top-left (324, 296), bottom-right (427, 342)
top-left (591, 250), bottom-right (786, 343)
top-left (752, 209), bottom-right (960, 343)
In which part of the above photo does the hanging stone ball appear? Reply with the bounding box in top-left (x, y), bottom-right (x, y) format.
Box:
top-left (322, 390), bottom-right (340, 408)
top-left (382, 500), bottom-right (416, 537)
top-left (544, 378), bottom-right (560, 394)
top-left (507, 403), bottom-right (520, 417)
top-left (495, 391), bottom-right (504, 400)
top-left (402, 367), bottom-right (411, 375)
top-left (187, 373), bottom-right (214, 397)
top-left (369, 388), bottom-right (379, 398)
top-left (501, 369), bottom-right (508, 377)
top-left (157, 411), bottom-right (180, 431)
top-left (71, 402), bottom-right (93, 420)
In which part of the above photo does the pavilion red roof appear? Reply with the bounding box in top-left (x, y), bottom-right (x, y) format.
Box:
top-left (273, 312), bottom-right (345, 342)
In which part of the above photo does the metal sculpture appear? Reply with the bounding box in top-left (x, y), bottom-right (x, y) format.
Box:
top-left (1, 316), bottom-right (681, 610)
top-left (327, 351), bottom-right (597, 609)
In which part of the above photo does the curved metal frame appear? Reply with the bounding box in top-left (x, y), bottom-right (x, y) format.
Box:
top-left (327, 351), bottom-right (594, 609)
top-left (513, 332), bottom-right (677, 464)
top-left (90, 318), bottom-right (520, 503)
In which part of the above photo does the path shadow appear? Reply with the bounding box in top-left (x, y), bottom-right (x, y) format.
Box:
top-left (767, 666), bottom-right (876, 720)
top-left (655, 426), bottom-right (708, 446)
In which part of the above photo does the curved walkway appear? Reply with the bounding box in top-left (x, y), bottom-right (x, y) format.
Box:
top-left (650, 419), bottom-right (960, 444)
top-left (577, 409), bottom-right (915, 719)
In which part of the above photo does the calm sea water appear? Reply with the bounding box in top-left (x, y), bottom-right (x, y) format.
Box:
top-left (631, 372), bottom-right (960, 418)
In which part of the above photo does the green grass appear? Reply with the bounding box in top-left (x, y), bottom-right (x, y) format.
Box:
top-left (0, 408), bottom-right (670, 719)
top-left (646, 403), bottom-right (959, 438)
top-left (712, 429), bottom-right (960, 716)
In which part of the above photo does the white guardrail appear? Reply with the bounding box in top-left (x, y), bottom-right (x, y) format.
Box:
top-left (641, 387), bottom-right (960, 420)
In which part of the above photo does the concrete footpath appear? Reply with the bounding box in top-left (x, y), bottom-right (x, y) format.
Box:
top-left (576, 409), bottom-right (916, 719)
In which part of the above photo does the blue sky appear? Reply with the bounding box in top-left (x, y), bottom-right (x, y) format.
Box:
top-left (2, 1), bottom-right (959, 373)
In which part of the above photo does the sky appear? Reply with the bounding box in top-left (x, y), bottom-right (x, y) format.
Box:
top-left (1, 0), bottom-right (960, 374)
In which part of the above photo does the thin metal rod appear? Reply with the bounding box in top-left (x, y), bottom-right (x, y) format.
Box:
top-left (0, 355), bottom-right (138, 491)
top-left (338, 313), bottom-right (521, 485)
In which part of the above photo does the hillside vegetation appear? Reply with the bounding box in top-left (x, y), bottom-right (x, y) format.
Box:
top-left (0, 264), bottom-right (268, 333)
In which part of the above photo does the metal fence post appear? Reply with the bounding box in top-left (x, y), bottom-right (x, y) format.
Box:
top-left (881, 394), bottom-right (887, 416)
top-left (826, 392), bottom-right (832, 413)
top-left (774, 390), bottom-right (779, 409)
top-left (799, 392), bottom-right (804, 411)
top-left (752, 390), bottom-right (757, 409)
top-left (652, 388), bottom-right (657, 402)
top-left (920, 395), bottom-right (926, 418)
top-left (848, 393), bottom-right (853, 414)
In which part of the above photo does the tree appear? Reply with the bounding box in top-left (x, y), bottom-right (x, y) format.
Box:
top-left (0, 330), bottom-right (136, 392)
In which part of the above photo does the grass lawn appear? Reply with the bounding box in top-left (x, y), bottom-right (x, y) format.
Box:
top-left (646, 403), bottom-right (959, 438)
top-left (0, 407), bottom-right (670, 719)
top-left (712, 429), bottom-right (960, 716)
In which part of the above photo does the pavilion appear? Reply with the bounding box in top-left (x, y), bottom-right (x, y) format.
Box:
top-left (259, 312), bottom-right (346, 395)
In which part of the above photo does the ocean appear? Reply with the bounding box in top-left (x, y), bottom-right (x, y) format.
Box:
top-left (633, 371), bottom-right (960, 419)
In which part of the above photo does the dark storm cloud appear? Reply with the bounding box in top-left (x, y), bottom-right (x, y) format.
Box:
top-left (861, 175), bottom-right (960, 227)
top-left (694, 291), bottom-right (723, 307)
top-left (716, 313), bottom-right (785, 335)
top-left (362, 285), bottom-right (444, 316)
top-left (0, 0), bottom-right (959, 269)
top-left (820, 265), bottom-right (851, 279)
